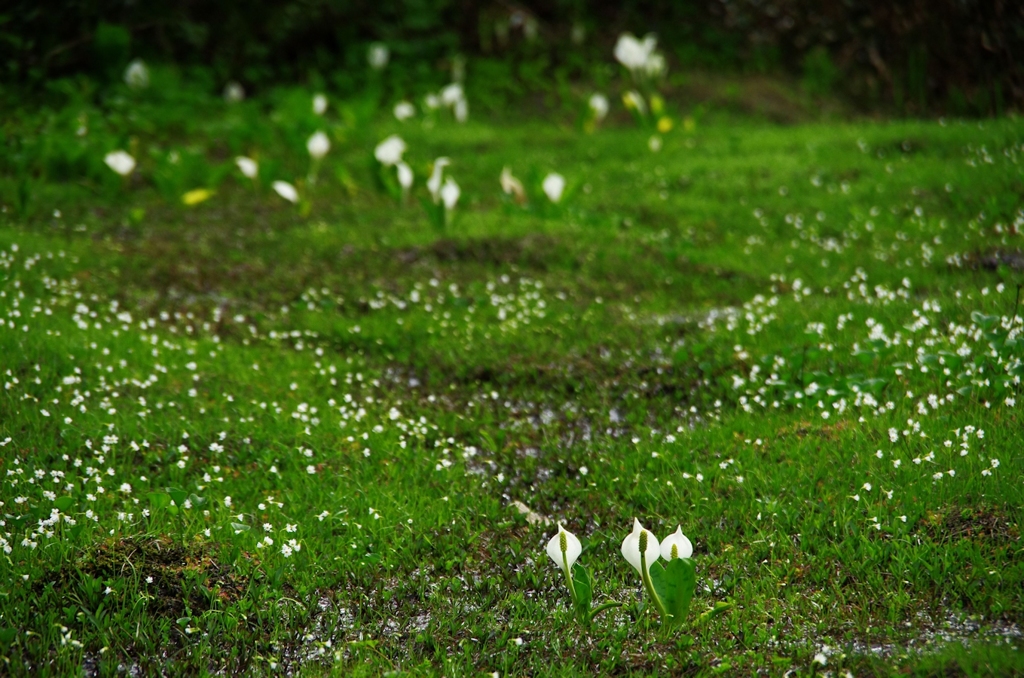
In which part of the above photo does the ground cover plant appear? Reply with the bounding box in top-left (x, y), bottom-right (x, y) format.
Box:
top-left (1, 61), bottom-right (1023, 676)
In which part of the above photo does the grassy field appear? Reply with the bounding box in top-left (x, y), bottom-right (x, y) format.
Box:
top-left (1, 93), bottom-right (1023, 675)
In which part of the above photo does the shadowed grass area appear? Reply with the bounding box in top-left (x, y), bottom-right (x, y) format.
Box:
top-left (1, 108), bottom-right (1023, 676)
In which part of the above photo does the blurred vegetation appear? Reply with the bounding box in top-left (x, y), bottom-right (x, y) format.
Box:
top-left (1, 0), bottom-right (1021, 116)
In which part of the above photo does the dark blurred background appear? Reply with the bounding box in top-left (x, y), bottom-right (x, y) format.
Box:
top-left (3, 0), bottom-right (1021, 115)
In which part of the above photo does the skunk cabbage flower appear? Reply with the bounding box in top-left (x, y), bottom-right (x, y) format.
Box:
top-left (396, 162), bottom-right (413, 191)
top-left (374, 135), bottom-right (406, 166)
top-left (614, 34), bottom-right (651, 72)
top-left (440, 177), bottom-right (460, 210)
top-left (104, 150), bottom-right (136, 176)
top-left (623, 90), bottom-right (647, 115)
top-left (440, 83), bottom-right (464, 107)
top-left (272, 181), bottom-right (299, 203)
top-left (235, 156), bottom-right (258, 179)
top-left (644, 52), bottom-right (667, 78)
top-left (545, 524), bottom-right (582, 575)
top-left (182, 188), bottom-right (214, 206)
top-left (393, 101), bottom-right (415, 121)
top-left (124, 59), bottom-right (150, 89)
top-left (542, 173), bottom-right (566, 203)
top-left (427, 157), bottom-right (451, 201)
top-left (223, 81), bottom-right (245, 103)
top-left (621, 518), bottom-right (660, 574)
top-left (307, 131), bottom-right (330, 160)
top-left (313, 94), bottom-right (328, 115)
top-left (500, 167), bottom-right (525, 202)
top-left (589, 93), bottom-right (609, 121)
top-left (454, 98), bottom-right (468, 123)
top-left (615, 33), bottom-right (664, 79)
top-left (660, 526), bottom-right (693, 561)
top-left (367, 43), bottom-right (389, 70)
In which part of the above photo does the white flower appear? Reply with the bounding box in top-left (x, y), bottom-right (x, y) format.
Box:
top-left (614, 34), bottom-right (646, 70)
top-left (659, 526), bottom-right (693, 560)
top-left (648, 135), bottom-right (663, 152)
top-left (454, 98), bottom-right (468, 123)
top-left (124, 59), bottom-right (150, 89)
top-left (223, 81), bottom-right (245, 103)
top-left (272, 181), bottom-right (299, 203)
top-left (393, 101), bottom-right (415, 121)
top-left (589, 93), bottom-right (609, 121)
top-left (644, 52), bottom-right (667, 78)
top-left (440, 177), bottom-right (460, 210)
top-left (623, 90), bottom-right (647, 115)
top-left (542, 173), bottom-right (566, 203)
top-left (500, 167), bottom-right (525, 201)
top-left (235, 156), bottom-right (258, 179)
top-left (307, 131), bottom-right (330, 160)
top-left (440, 83), bottom-right (464, 107)
top-left (614, 33), bottom-right (655, 71)
top-left (374, 135), bottom-right (406, 166)
top-left (396, 162), bottom-right (413, 191)
top-left (424, 93), bottom-right (440, 110)
top-left (545, 523), bottom-right (582, 575)
top-left (104, 150), bottom-right (136, 177)
top-left (312, 93), bottom-right (328, 115)
top-left (368, 43), bottom-right (390, 70)
top-left (621, 518), bottom-right (660, 573)
top-left (427, 157), bottom-right (450, 200)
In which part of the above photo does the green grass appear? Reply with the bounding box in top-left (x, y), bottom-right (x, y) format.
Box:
top-left (1, 96), bottom-right (1023, 676)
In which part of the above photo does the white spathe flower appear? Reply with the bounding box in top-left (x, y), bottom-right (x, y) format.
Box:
top-left (440, 177), bottom-right (460, 210)
top-left (500, 167), bottom-right (525, 201)
top-left (589, 93), bottom-right (609, 121)
top-left (427, 157), bottom-right (450, 200)
top-left (104, 150), bottom-right (136, 177)
top-left (454, 97), bottom-right (468, 123)
top-left (367, 43), bottom-right (389, 70)
top-left (307, 131), bottom-right (330, 160)
top-left (659, 526), bottom-right (693, 560)
top-left (374, 135), bottom-right (406, 166)
top-left (542, 173), bottom-right (566, 203)
top-left (545, 524), bottom-right (582, 575)
top-left (621, 518), bottom-right (660, 574)
top-left (644, 52), bottom-right (667, 78)
top-left (393, 101), bottom-right (415, 121)
top-left (440, 83), bottom-right (464, 107)
top-left (124, 59), bottom-right (150, 89)
top-left (223, 81), bottom-right (245, 103)
top-left (648, 135), bottom-right (663, 152)
top-left (313, 93), bottom-right (328, 115)
top-left (235, 156), bottom-right (258, 179)
top-left (623, 90), bottom-right (647, 115)
top-left (272, 181), bottom-right (299, 203)
top-left (424, 93), bottom-right (441, 110)
top-left (396, 162), bottom-right (413, 191)
top-left (614, 33), bottom-right (653, 71)
top-left (615, 33), bottom-right (664, 78)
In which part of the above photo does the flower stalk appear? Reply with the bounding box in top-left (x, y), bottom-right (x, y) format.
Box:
top-left (546, 523), bottom-right (621, 627)
top-left (638, 529), bottom-right (668, 619)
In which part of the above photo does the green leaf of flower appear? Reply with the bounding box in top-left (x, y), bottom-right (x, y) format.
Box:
top-left (571, 563), bottom-right (592, 618)
top-left (648, 557), bottom-right (696, 627)
top-left (148, 492), bottom-right (171, 510)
